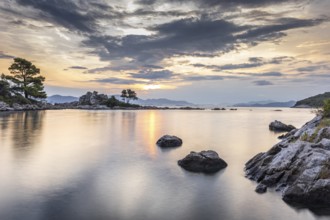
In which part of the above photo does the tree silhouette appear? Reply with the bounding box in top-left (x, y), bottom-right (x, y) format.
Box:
top-left (120, 89), bottom-right (138, 103)
top-left (127, 89), bottom-right (138, 103)
top-left (121, 89), bottom-right (128, 102)
top-left (4, 58), bottom-right (46, 101)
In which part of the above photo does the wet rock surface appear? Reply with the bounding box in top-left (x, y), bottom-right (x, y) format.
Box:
top-left (269, 120), bottom-right (296, 132)
top-left (156, 135), bottom-right (183, 148)
top-left (246, 116), bottom-right (330, 207)
top-left (255, 184), bottom-right (267, 194)
top-left (178, 150), bottom-right (227, 173)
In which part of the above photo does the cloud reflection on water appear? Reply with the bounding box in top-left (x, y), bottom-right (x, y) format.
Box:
top-left (0, 109), bottom-right (321, 220)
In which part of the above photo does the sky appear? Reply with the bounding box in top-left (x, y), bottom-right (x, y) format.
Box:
top-left (0, 0), bottom-right (329, 104)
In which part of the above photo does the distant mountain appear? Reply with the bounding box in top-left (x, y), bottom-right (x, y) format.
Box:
top-left (47, 95), bottom-right (78, 104)
top-left (239, 100), bottom-right (277, 105)
top-left (294, 92), bottom-right (330, 108)
top-left (111, 95), bottom-right (196, 107)
top-left (131, 98), bottom-right (196, 107)
top-left (48, 94), bottom-right (196, 107)
top-left (233, 100), bottom-right (296, 107)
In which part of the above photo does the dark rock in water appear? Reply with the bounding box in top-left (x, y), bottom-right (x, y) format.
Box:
top-left (178, 150), bottom-right (227, 173)
top-left (156, 135), bottom-right (182, 148)
top-left (269, 120), bottom-right (296, 132)
top-left (278, 134), bottom-right (286, 139)
top-left (245, 115), bottom-right (330, 207)
top-left (255, 184), bottom-right (267, 194)
top-left (283, 179), bottom-right (330, 205)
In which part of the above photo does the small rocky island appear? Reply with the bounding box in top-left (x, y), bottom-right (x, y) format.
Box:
top-left (178, 150), bottom-right (227, 173)
top-left (245, 114), bottom-right (330, 207)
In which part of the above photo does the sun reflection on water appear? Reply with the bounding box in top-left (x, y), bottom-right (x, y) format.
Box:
top-left (0, 108), bottom-right (319, 220)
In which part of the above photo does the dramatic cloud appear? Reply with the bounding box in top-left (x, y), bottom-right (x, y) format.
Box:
top-left (9, 0), bottom-right (196, 33)
top-left (7, 0), bottom-right (325, 70)
top-left (129, 69), bottom-right (175, 80)
top-left (87, 63), bottom-right (162, 73)
top-left (237, 17), bottom-right (325, 42)
top-left (136, 0), bottom-right (302, 8)
top-left (82, 17), bottom-right (246, 65)
top-left (192, 56), bottom-right (294, 71)
top-left (214, 62), bottom-right (264, 70)
top-left (129, 9), bottom-right (197, 18)
top-left (13, 0), bottom-right (118, 33)
top-left (83, 16), bottom-right (323, 67)
top-left (92, 77), bottom-right (144, 85)
top-left (0, 0), bottom-right (329, 103)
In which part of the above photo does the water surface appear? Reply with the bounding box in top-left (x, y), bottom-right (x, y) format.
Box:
top-left (0, 108), bottom-right (327, 220)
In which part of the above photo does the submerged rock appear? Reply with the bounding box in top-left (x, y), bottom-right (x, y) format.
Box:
top-left (178, 150), bottom-right (227, 173)
top-left (255, 184), bottom-right (267, 194)
top-left (212, 108), bottom-right (226, 110)
top-left (245, 115), bottom-right (330, 207)
top-left (269, 120), bottom-right (296, 132)
top-left (156, 135), bottom-right (182, 148)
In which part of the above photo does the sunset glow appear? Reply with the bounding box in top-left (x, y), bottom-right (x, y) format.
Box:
top-left (0, 0), bottom-right (329, 104)
top-left (143, 85), bottom-right (162, 90)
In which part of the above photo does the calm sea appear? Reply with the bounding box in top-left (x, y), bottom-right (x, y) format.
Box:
top-left (0, 108), bottom-right (327, 220)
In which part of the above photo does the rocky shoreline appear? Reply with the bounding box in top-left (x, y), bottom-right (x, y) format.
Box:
top-left (0, 91), bottom-right (206, 112)
top-left (0, 101), bottom-right (206, 112)
top-left (245, 115), bottom-right (330, 208)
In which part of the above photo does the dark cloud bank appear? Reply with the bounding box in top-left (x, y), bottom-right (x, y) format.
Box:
top-left (5, 0), bottom-right (327, 82)
top-left (82, 16), bottom-right (325, 69)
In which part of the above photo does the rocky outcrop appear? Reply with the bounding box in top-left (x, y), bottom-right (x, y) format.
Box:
top-left (269, 120), bottom-right (296, 132)
top-left (178, 150), bottom-right (227, 173)
top-left (156, 135), bottom-right (182, 148)
top-left (278, 129), bottom-right (298, 139)
top-left (0, 101), bottom-right (55, 111)
top-left (11, 103), bottom-right (40, 110)
top-left (245, 115), bottom-right (330, 207)
top-left (79, 91), bottom-right (108, 106)
top-left (255, 184), bottom-right (267, 193)
top-left (0, 101), bottom-right (10, 110)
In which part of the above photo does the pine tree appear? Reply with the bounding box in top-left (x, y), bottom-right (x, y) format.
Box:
top-left (4, 58), bottom-right (46, 101)
top-left (121, 89), bottom-right (128, 103)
